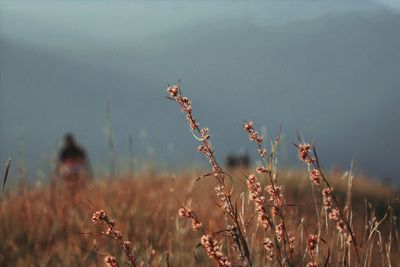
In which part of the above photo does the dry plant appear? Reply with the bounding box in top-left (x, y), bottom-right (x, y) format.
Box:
top-left (91, 209), bottom-right (136, 266)
top-left (167, 83), bottom-right (252, 266)
top-left (165, 82), bottom-right (398, 267)
top-left (2, 157), bottom-right (11, 194)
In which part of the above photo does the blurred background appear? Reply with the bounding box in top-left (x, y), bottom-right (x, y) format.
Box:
top-left (0, 1), bottom-right (399, 183)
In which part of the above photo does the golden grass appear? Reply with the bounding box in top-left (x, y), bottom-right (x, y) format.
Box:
top-left (0, 170), bottom-right (397, 266)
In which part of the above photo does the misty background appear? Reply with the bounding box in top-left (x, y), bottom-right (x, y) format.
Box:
top-left (0, 1), bottom-right (399, 183)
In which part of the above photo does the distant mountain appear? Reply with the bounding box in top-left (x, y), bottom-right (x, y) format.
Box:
top-left (1, 10), bottom-right (399, 181)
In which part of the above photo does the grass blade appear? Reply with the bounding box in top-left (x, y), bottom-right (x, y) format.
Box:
top-left (2, 157), bottom-right (11, 193)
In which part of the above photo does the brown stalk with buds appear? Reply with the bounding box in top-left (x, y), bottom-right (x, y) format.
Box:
top-left (92, 209), bottom-right (137, 267)
top-left (295, 141), bottom-right (361, 265)
top-left (243, 121), bottom-right (295, 266)
top-left (167, 83), bottom-right (253, 266)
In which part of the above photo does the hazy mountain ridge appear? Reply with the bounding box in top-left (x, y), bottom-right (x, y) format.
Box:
top-left (0, 10), bottom-right (399, 180)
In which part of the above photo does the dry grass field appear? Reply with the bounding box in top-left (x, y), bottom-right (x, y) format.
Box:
top-left (0, 170), bottom-right (398, 267)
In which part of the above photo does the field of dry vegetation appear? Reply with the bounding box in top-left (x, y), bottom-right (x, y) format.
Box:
top-left (0, 171), bottom-right (398, 267)
top-left (1, 84), bottom-right (399, 267)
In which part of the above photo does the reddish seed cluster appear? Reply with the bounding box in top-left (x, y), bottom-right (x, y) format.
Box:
top-left (297, 143), bottom-right (314, 165)
top-left (104, 227), bottom-right (123, 240)
top-left (322, 188), bottom-right (340, 220)
top-left (307, 234), bottom-right (319, 257)
top-left (243, 121), bottom-right (263, 145)
top-left (263, 237), bottom-right (274, 261)
top-left (247, 175), bottom-right (264, 202)
top-left (92, 209), bottom-right (107, 223)
top-left (336, 220), bottom-right (347, 234)
top-left (166, 84), bottom-right (179, 96)
top-left (186, 114), bottom-right (198, 130)
top-left (247, 175), bottom-right (269, 229)
top-left (200, 235), bottom-right (232, 267)
top-left (275, 223), bottom-right (284, 242)
top-left (178, 207), bottom-right (202, 231)
top-left (322, 188), bottom-right (352, 244)
top-left (197, 145), bottom-right (210, 156)
top-left (168, 84), bottom-right (255, 265)
top-left (256, 166), bottom-right (268, 174)
top-left (104, 256), bottom-right (118, 267)
top-left (215, 185), bottom-right (234, 216)
top-left (244, 120), bottom-right (296, 258)
top-left (167, 84), bottom-right (221, 176)
top-left (200, 127), bottom-right (210, 140)
top-left (243, 121), bottom-right (253, 131)
top-left (337, 220), bottom-right (353, 245)
top-left (91, 210), bottom-right (136, 265)
top-left (167, 84), bottom-right (195, 128)
top-left (310, 169), bottom-right (321, 186)
top-left (288, 234), bottom-right (296, 255)
top-left (305, 234), bottom-right (318, 267)
top-left (328, 208), bottom-right (340, 221)
top-left (266, 185), bottom-right (286, 217)
top-left (226, 225), bottom-right (240, 253)
top-left (258, 148), bottom-right (267, 157)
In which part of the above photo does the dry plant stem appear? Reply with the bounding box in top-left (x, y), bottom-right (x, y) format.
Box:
top-left (244, 122), bottom-right (293, 266)
top-left (386, 208), bottom-right (393, 267)
top-left (309, 145), bottom-right (361, 265)
top-left (92, 210), bottom-right (136, 267)
top-left (105, 218), bottom-right (136, 267)
top-left (105, 102), bottom-right (116, 178)
top-left (394, 215), bottom-right (400, 254)
top-left (167, 84), bottom-right (252, 266)
top-left (264, 173), bottom-right (292, 264)
top-left (190, 117), bottom-right (251, 264)
top-left (2, 157), bottom-right (11, 194)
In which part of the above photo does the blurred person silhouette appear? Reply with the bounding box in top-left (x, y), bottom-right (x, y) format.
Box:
top-left (56, 133), bottom-right (92, 190)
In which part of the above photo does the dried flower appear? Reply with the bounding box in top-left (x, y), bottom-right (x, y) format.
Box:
top-left (92, 209), bottom-right (107, 223)
top-left (243, 121), bottom-right (254, 132)
top-left (215, 185), bottom-right (233, 215)
top-left (243, 121), bottom-right (263, 144)
top-left (91, 209), bottom-right (136, 267)
top-left (336, 220), bottom-right (346, 233)
top-left (266, 185), bottom-right (286, 209)
top-left (200, 128), bottom-right (210, 140)
top-left (288, 234), bottom-right (296, 254)
top-left (256, 166), bottom-right (268, 174)
top-left (346, 235), bottom-right (353, 245)
top-left (275, 223), bottom-right (284, 242)
top-left (178, 207), bottom-right (202, 231)
top-left (167, 84), bottom-right (179, 97)
top-left (322, 188), bottom-right (333, 209)
top-left (263, 237), bottom-right (274, 260)
top-left (258, 148), bottom-right (267, 157)
top-left (247, 175), bottom-right (271, 229)
top-left (328, 207), bottom-right (340, 221)
top-left (200, 234), bottom-right (231, 267)
top-left (310, 169), bottom-right (321, 186)
top-left (104, 256), bottom-right (118, 267)
top-left (298, 143), bottom-right (314, 164)
top-left (307, 234), bottom-right (318, 256)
